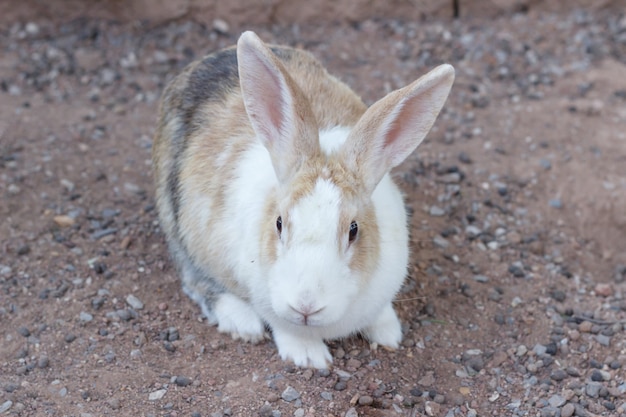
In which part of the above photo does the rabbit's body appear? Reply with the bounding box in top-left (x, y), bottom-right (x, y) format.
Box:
top-left (153, 32), bottom-right (454, 368)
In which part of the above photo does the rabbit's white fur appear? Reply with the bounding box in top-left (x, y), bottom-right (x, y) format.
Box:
top-left (153, 31), bottom-right (454, 368)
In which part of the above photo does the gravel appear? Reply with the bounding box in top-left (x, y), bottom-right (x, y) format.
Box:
top-left (1, 6), bottom-right (626, 417)
top-left (281, 386), bottom-right (300, 402)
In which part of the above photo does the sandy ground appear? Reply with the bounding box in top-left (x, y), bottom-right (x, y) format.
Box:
top-left (1, 6), bottom-right (626, 417)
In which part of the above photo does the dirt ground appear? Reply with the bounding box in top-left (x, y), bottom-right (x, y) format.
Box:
top-left (1, 4), bottom-right (626, 417)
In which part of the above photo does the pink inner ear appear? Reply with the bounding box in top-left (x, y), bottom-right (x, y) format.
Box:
top-left (240, 48), bottom-right (288, 143)
top-left (383, 97), bottom-right (430, 168)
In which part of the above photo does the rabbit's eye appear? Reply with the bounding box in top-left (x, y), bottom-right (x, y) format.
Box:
top-left (276, 216), bottom-right (282, 235)
top-left (348, 221), bottom-right (358, 243)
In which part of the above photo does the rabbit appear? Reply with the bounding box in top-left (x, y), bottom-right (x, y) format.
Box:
top-left (152, 31), bottom-right (454, 369)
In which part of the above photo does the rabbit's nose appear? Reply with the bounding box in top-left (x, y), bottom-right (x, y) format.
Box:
top-left (289, 304), bottom-right (325, 326)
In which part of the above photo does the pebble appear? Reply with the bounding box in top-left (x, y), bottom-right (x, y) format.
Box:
top-left (548, 395), bottom-right (566, 407)
top-left (550, 369), bottom-right (568, 381)
top-left (213, 18), bottom-right (230, 34)
top-left (320, 391), bottom-right (333, 401)
top-left (458, 152), bottom-right (472, 164)
top-left (54, 215), bottom-right (75, 227)
top-left (596, 334), bottom-right (611, 347)
top-left (561, 403), bottom-right (575, 417)
top-left (126, 294), bottom-right (144, 310)
top-left (281, 386), bottom-right (300, 402)
top-left (175, 376), bottom-right (192, 387)
top-left (473, 275), bottom-right (489, 283)
top-left (429, 206), bottom-right (446, 217)
top-left (425, 401), bottom-right (441, 416)
top-left (79, 311), bottom-right (93, 322)
top-left (65, 333), bottom-right (77, 343)
top-left (17, 326), bottom-right (30, 337)
top-left (465, 225), bottom-right (482, 239)
top-left (0, 401), bottom-right (12, 413)
top-left (433, 235), bottom-right (449, 248)
top-left (548, 198), bottom-right (563, 209)
top-left (148, 389), bottom-right (167, 401)
top-left (533, 344), bottom-right (547, 356)
top-left (345, 408), bottom-right (358, 417)
top-left (586, 382), bottom-right (602, 398)
top-left (38, 355), bottom-right (49, 368)
top-left (358, 395), bottom-right (373, 406)
top-left (333, 381), bottom-right (347, 391)
top-left (594, 283), bottom-right (613, 297)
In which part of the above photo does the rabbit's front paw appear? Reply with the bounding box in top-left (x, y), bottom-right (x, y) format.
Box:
top-left (273, 329), bottom-right (331, 369)
top-left (214, 293), bottom-right (267, 343)
top-left (364, 303), bottom-right (402, 348)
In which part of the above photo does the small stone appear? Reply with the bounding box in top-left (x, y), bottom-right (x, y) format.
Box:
top-left (596, 334), bottom-right (611, 347)
top-left (116, 309), bottom-right (132, 321)
top-left (213, 18), bottom-right (230, 34)
top-left (418, 372), bottom-right (436, 386)
top-left (603, 401), bottom-right (615, 411)
top-left (465, 225), bottom-right (482, 239)
top-left (320, 391), bottom-right (333, 401)
top-left (594, 283), bottom-right (613, 297)
top-left (107, 398), bottom-right (121, 410)
top-left (38, 355), bottom-right (49, 368)
top-left (148, 389), bottom-right (167, 401)
top-left (345, 408), bottom-right (358, 417)
top-left (79, 312), bottom-right (93, 322)
top-left (437, 172), bottom-right (461, 184)
top-left (425, 401), bottom-right (441, 416)
top-left (579, 321), bottom-right (593, 333)
top-left (17, 326), bottom-right (30, 337)
top-left (281, 386), bottom-right (300, 402)
top-left (433, 235), bottom-right (449, 249)
top-left (533, 344), bottom-right (547, 356)
top-left (515, 345), bottom-right (528, 357)
top-left (473, 275), bottom-right (489, 283)
top-left (60, 179), bottom-right (75, 192)
top-left (508, 264), bottom-right (525, 278)
top-left (126, 294), bottom-right (144, 310)
top-left (548, 198), bottom-right (562, 209)
top-left (586, 382), bottom-right (602, 398)
top-left (358, 395), bottom-right (373, 406)
top-left (54, 215), bottom-right (75, 227)
top-left (550, 290), bottom-right (566, 302)
top-left (539, 159), bottom-right (552, 170)
top-left (550, 369), bottom-right (568, 381)
top-left (561, 403), bottom-right (575, 417)
top-left (458, 152), bottom-right (472, 164)
top-left (0, 401), bottom-right (13, 413)
top-left (545, 342), bottom-right (557, 355)
top-left (548, 395), bottom-right (566, 408)
top-left (333, 381), bottom-right (347, 391)
top-left (429, 206), bottom-right (445, 217)
top-left (130, 349), bottom-right (142, 360)
top-left (175, 376), bottom-right (192, 387)
top-left (64, 333), bottom-right (76, 343)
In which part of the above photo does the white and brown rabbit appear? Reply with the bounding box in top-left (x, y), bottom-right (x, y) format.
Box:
top-left (153, 31), bottom-right (454, 368)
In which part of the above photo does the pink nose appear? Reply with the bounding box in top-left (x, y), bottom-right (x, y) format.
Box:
top-left (289, 304), bottom-right (324, 325)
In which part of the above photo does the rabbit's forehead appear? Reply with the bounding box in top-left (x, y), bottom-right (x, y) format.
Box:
top-left (288, 177), bottom-right (353, 238)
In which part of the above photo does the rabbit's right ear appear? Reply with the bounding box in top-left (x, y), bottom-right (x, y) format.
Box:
top-left (341, 64), bottom-right (455, 195)
top-left (237, 31), bottom-right (319, 183)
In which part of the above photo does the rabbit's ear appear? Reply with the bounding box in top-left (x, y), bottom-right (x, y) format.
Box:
top-left (237, 31), bottom-right (319, 183)
top-left (341, 64), bottom-right (455, 194)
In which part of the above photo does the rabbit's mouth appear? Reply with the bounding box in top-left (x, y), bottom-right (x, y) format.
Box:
top-left (283, 305), bottom-right (327, 327)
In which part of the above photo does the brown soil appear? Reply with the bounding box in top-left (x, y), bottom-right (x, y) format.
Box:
top-left (1, 3), bottom-right (626, 417)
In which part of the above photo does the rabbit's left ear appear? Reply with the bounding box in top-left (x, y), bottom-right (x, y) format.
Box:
top-left (237, 31), bottom-right (319, 184)
top-left (341, 64), bottom-right (455, 195)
